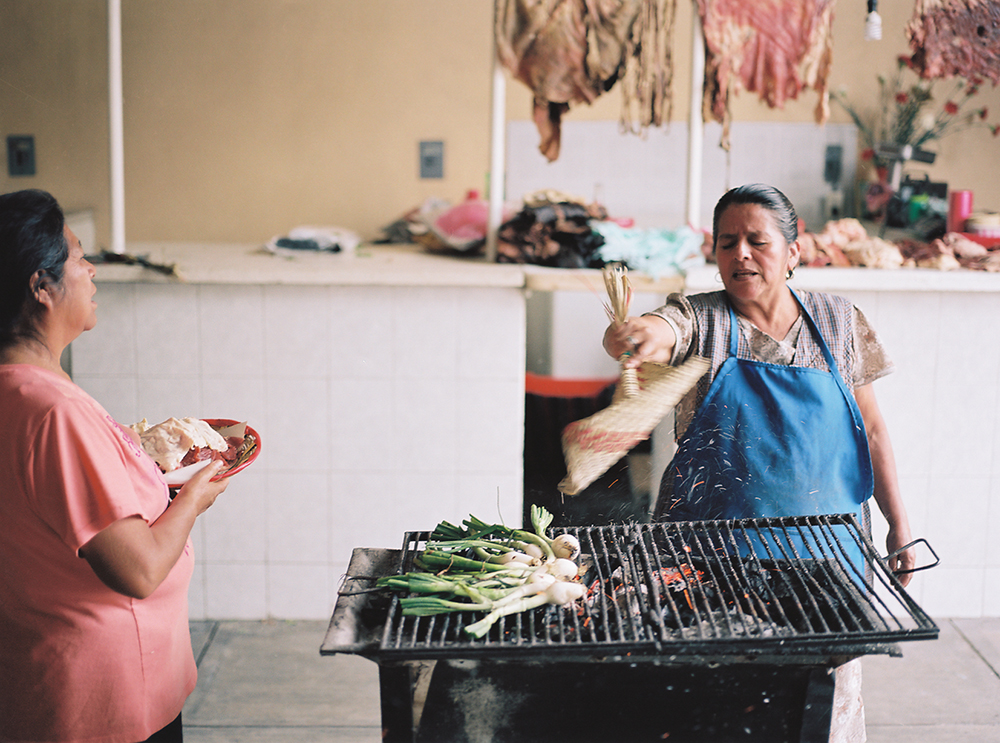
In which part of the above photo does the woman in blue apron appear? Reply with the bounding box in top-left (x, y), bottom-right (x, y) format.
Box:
top-left (603, 184), bottom-right (916, 584)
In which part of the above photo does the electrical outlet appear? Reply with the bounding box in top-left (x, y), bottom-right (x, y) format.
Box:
top-left (419, 141), bottom-right (443, 179)
top-left (7, 135), bottom-right (36, 177)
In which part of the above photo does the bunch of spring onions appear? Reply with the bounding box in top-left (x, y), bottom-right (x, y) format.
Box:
top-left (377, 505), bottom-right (585, 639)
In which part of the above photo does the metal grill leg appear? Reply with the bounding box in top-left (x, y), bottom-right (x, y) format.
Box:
top-left (379, 664), bottom-right (415, 743)
top-left (799, 667), bottom-right (836, 742)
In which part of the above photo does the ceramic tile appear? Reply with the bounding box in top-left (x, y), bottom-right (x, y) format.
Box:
top-left (267, 563), bottom-right (331, 620)
top-left (204, 563), bottom-right (267, 619)
top-left (264, 378), bottom-right (329, 470)
top-left (390, 378), bottom-right (458, 471)
top-left (872, 291), bottom-right (940, 379)
top-left (456, 288), bottom-right (525, 380)
top-left (76, 283), bottom-right (137, 375)
top-left (200, 376), bottom-right (266, 428)
top-left (187, 560), bottom-right (206, 620)
top-left (264, 285), bottom-right (329, 378)
top-left (328, 285), bottom-right (394, 379)
top-left (329, 471), bottom-right (398, 562)
top-left (987, 480), bottom-right (1000, 566)
top-left (135, 284), bottom-right (201, 377)
top-left (266, 471), bottom-right (329, 563)
top-left (930, 382), bottom-right (996, 477)
top-left (876, 381), bottom-right (934, 477)
top-left (72, 375), bottom-right (139, 427)
top-left (393, 287), bottom-right (459, 380)
top-left (924, 476), bottom-right (990, 567)
top-left (189, 508), bottom-right (207, 556)
top-left (993, 390), bottom-right (1000, 479)
top-left (201, 470), bottom-right (267, 563)
top-left (984, 569), bottom-right (1000, 615)
top-left (392, 471), bottom-right (458, 537)
top-left (328, 377), bottom-right (393, 471)
top-left (199, 285), bottom-right (264, 378)
top-left (918, 567), bottom-right (984, 617)
top-left (135, 377), bottom-right (204, 424)
top-left (458, 379), bottom-right (525, 472)
top-left (936, 294), bottom-right (1000, 381)
top-left (457, 472), bottom-right (524, 525)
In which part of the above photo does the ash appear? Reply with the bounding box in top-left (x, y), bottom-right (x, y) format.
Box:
top-left (674, 606), bottom-right (797, 640)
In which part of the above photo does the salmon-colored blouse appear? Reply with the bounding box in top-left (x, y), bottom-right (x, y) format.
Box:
top-left (0, 365), bottom-right (196, 743)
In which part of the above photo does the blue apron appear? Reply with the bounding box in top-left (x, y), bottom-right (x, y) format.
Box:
top-left (664, 291), bottom-right (873, 577)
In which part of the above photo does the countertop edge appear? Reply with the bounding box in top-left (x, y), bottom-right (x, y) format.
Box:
top-left (90, 243), bottom-right (1000, 293)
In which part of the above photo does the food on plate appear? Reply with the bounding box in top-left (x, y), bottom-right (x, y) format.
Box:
top-left (132, 417), bottom-right (244, 474)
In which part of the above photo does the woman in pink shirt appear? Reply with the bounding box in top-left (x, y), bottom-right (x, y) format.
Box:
top-left (0, 190), bottom-right (229, 743)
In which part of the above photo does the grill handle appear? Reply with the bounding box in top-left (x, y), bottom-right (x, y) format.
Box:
top-left (885, 537), bottom-right (940, 575)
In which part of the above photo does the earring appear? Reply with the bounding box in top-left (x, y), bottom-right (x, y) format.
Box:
top-left (786, 268), bottom-right (795, 280)
top-left (715, 272), bottom-right (722, 282)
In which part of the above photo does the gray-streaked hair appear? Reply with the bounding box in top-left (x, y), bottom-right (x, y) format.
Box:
top-left (712, 184), bottom-right (798, 250)
top-left (0, 189), bottom-right (68, 348)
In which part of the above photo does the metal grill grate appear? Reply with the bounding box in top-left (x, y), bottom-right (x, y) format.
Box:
top-left (378, 514), bottom-right (937, 661)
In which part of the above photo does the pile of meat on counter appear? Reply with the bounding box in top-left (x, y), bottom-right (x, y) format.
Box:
top-left (701, 217), bottom-right (1000, 272)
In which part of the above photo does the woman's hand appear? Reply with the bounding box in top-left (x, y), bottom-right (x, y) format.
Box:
top-left (886, 524), bottom-right (916, 587)
top-left (603, 315), bottom-right (677, 368)
top-left (81, 461), bottom-right (229, 599)
top-left (172, 459), bottom-right (230, 515)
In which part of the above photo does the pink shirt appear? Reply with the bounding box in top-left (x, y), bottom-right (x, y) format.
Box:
top-left (0, 366), bottom-right (196, 743)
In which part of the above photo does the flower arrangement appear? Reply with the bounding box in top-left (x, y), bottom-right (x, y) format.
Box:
top-left (832, 55), bottom-right (999, 171)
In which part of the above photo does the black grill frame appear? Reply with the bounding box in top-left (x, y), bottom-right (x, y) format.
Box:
top-left (376, 514), bottom-right (937, 661)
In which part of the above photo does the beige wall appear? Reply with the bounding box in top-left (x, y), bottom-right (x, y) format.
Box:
top-left (2, 0), bottom-right (997, 248)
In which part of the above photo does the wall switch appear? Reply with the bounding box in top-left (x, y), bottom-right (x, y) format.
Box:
top-left (419, 140), bottom-right (443, 179)
top-left (7, 135), bottom-right (36, 176)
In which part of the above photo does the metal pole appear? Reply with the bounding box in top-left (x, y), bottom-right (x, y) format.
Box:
top-left (108, 0), bottom-right (125, 254)
top-left (685, 3), bottom-right (705, 231)
top-left (486, 30), bottom-right (506, 263)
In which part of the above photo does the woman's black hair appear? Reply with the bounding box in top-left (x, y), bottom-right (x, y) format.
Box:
top-left (0, 189), bottom-right (68, 348)
top-left (712, 183), bottom-right (799, 249)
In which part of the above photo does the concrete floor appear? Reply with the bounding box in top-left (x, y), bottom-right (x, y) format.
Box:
top-left (184, 617), bottom-right (1000, 742)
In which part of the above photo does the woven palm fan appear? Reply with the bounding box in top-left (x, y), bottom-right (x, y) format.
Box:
top-left (558, 264), bottom-right (709, 496)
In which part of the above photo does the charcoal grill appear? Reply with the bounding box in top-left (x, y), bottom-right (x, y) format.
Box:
top-left (322, 514), bottom-right (938, 742)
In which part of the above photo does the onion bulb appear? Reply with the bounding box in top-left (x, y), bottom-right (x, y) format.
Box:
top-left (545, 580), bottom-right (586, 606)
top-left (551, 534), bottom-right (581, 560)
top-left (527, 569), bottom-right (557, 588)
top-left (546, 558), bottom-right (580, 581)
top-left (520, 542), bottom-right (545, 560)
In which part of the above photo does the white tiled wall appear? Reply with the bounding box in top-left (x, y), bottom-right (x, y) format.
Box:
top-left (71, 281), bottom-right (526, 620)
top-left (507, 120), bottom-right (859, 231)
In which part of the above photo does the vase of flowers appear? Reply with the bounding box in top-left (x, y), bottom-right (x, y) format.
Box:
top-left (832, 54), bottom-right (999, 173)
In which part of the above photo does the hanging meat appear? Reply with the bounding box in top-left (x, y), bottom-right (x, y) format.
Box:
top-left (906, 0), bottom-right (1000, 84)
top-left (696, 0), bottom-right (836, 149)
top-left (495, 0), bottom-right (676, 162)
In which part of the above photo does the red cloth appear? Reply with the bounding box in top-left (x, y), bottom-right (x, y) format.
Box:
top-left (0, 365), bottom-right (196, 743)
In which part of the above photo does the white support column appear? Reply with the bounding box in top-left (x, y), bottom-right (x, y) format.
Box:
top-left (108, 0), bottom-right (125, 254)
top-left (486, 42), bottom-right (506, 263)
top-left (685, 5), bottom-right (705, 231)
